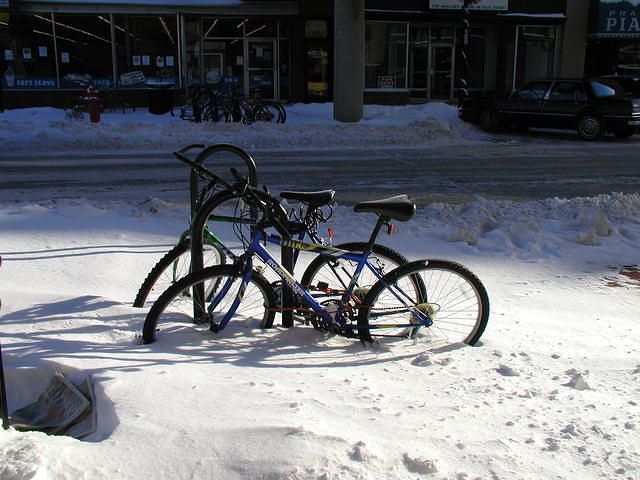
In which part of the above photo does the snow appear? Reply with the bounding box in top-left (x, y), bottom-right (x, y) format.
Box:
top-left (1, 103), bottom-right (640, 479)
top-left (0, 102), bottom-right (486, 153)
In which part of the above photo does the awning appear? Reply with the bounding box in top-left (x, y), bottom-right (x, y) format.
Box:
top-left (19, 0), bottom-right (298, 15)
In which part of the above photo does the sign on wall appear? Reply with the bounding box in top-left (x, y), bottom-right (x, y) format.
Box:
top-left (429, 0), bottom-right (508, 11)
top-left (596, 0), bottom-right (640, 37)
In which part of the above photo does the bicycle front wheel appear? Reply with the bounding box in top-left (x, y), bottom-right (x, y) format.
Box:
top-left (358, 259), bottom-right (489, 347)
top-left (142, 265), bottom-right (276, 344)
top-left (133, 237), bottom-right (225, 308)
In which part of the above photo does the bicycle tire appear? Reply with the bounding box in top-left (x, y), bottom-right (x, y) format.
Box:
top-left (253, 102), bottom-right (284, 123)
top-left (357, 259), bottom-right (489, 347)
top-left (300, 242), bottom-right (410, 301)
top-left (142, 265), bottom-right (276, 344)
top-left (133, 236), bottom-right (225, 308)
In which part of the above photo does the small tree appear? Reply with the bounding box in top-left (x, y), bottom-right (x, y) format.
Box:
top-left (457, 0), bottom-right (480, 103)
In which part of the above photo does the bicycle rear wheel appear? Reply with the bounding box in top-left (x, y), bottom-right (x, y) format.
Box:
top-left (142, 265), bottom-right (276, 344)
top-left (133, 236), bottom-right (225, 308)
top-left (358, 259), bottom-right (489, 347)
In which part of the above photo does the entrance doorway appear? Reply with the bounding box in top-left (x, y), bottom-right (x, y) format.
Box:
top-left (408, 26), bottom-right (455, 101)
top-left (429, 43), bottom-right (454, 100)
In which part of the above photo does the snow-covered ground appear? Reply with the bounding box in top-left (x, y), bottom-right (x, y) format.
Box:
top-left (1, 104), bottom-right (639, 479)
top-left (1, 102), bottom-right (489, 153)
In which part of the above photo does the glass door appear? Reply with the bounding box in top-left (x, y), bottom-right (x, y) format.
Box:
top-left (409, 26), bottom-right (429, 100)
top-left (247, 39), bottom-right (275, 99)
top-left (430, 43), bottom-right (454, 100)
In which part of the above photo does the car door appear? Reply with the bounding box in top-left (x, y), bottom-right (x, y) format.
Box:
top-left (500, 80), bottom-right (551, 127)
top-left (540, 81), bottom-right (587, 129)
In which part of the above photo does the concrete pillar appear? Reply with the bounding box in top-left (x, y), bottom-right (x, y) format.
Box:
top-left (333, 0), bottom-right (364, 122)
top-left (559, 0), bottom-right (590, 78)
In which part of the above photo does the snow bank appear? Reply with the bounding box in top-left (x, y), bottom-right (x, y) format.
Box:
top-left (0, 103), bottom-right (488, 153)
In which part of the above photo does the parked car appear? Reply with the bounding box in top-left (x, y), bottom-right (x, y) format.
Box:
top-left (459, 78), bottom-right (640, 140)
top-left (598, 75), bottom-right (640, 95)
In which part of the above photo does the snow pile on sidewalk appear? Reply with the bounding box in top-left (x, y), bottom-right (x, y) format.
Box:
top-left (1, 193), bottom-right (639, 480)
top-left (0, 102), bottom-right (486, 153)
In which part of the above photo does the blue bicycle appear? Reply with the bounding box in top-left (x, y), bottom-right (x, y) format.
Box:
top-left (141, 175), bottom-right (489, 347)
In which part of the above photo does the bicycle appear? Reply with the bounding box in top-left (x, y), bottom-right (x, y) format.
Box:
top-left (213, 87), bottom-right (286, 124)
top-left (133, 144), bottom-right (409, 311)
top-left (141, 170), bottom-right (490, 348)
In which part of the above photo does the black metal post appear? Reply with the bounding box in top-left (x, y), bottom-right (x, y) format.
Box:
top-left (280, 244), bottom-right (294, 328)
top-left (0, 340), bottom-right (9, 429)
top-left (0, 256), bottom-right (8, 429)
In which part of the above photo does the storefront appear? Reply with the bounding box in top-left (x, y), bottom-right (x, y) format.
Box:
top-left (1, 0), bottom-right (572, 108)
top-left (585, 0), bottom-right (640, 76)
top-left (363, 0), bottom-right (566, 102)
top-left (0, 1), bottom-right (297, 107)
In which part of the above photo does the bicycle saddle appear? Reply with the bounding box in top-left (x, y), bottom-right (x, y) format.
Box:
top-left (353, 194), bottom-right (415, 222)
top-left (279, 189), bottom-right (335, 207)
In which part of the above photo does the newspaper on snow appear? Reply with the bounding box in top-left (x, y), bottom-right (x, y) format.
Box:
top-left (63, 375), bottom-right (97, 438)
top-left (9, 371), bottom-right (92, 436)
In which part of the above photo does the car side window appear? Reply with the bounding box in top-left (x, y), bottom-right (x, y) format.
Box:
top-left (549, 82), bottom-right (585, 101)
top-left (513, 81), bottom-right (550, 100)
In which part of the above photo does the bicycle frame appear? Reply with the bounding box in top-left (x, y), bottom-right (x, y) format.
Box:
top-left (208, 229), bottom-right (431, 334)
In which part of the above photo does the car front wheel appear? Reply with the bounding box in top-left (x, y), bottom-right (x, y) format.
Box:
top-left (577, 114), bottom-right (604, 141)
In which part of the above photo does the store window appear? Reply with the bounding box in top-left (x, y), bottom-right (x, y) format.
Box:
top-left (305, 19), bottom-right (329, 101)
top-left (183, 16), bottom-right (201, 87)
top-left (114, 15), bottom-right (178, 89)
top-left (365, 22), bottom-right (407, 89)
top-left (1, 13), bottom-right (56, 90)
top-left (616, 41), bottom-right (640, 75)
top-left (515, 26), bottom-right (557, 87)
top-left (54, 14), bottom-right (113, 89)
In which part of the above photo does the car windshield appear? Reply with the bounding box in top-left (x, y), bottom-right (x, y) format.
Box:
top-left (589, 79), bottom-right (630, 97)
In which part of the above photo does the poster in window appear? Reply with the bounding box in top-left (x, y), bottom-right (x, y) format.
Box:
top-left (22, 48), bottom-right (32, 60)
top-left (378, 76), bottom-right (396, 89)
top-left (166, 56), bottom-right (174, 67)
top-left (4, 49), bottom-right (13, 61)
top-left (156, 56), bottom-right (165, 67)
top-left (256, 47), bottom-right (264, 58)
top-left (61, 52), bottom-right (70, 63)
top-left (142, 55), bottom-right (150, 66)
top-left (39, 46), bottom-right (48, 57)
top-left (132, 55), bottom-right (141, 66)
top-left (236, 56), bottom-right (244, 66)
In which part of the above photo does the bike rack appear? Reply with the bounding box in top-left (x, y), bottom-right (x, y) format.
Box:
top-left (186, 144), bottom-right (295, 327)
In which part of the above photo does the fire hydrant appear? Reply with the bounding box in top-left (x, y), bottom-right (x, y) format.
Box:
top-left (84, 85), bottom-right (101, 123)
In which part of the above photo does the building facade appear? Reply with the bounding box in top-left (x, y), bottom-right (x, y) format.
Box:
top-left (1, 0), bottom-right (632, 109)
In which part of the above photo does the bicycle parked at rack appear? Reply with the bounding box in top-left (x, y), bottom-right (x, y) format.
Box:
top-left (133, 144), bottom-right (409, 310)
top-left (141, 166), bottom-right (490, 348)
top-left (179, 84), bottom-right (285, 124)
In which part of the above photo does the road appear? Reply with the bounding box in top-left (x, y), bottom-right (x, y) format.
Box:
top-left (1, 141), bottom-right (639, 206)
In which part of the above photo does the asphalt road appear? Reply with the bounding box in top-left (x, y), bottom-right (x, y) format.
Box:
top-left (1, 140), bottom-right (640, 206)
